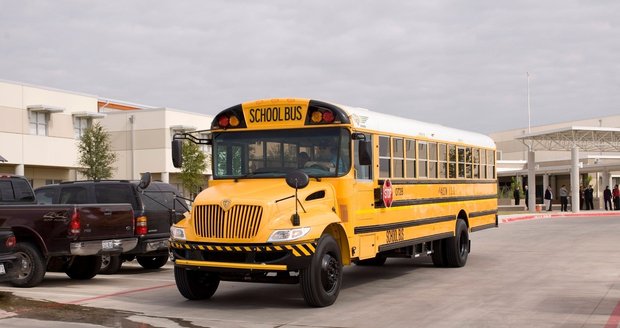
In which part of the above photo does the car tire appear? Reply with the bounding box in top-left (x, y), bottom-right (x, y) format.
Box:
top-left (66, 256), bottom-right (102, 280)
top-left (11, 242), bottom-right (46, 288)
top-left (99, 255), bottom-right (122, 274)
top-left (137, 255), bottom-right (169, 270)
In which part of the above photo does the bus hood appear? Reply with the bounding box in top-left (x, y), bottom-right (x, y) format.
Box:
top-left (195, 179), bottom-right (335, 208)
top-left (192, 179), bottom-right (338, 232)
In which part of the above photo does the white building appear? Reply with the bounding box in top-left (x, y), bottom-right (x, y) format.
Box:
top-left (491, 116), bottom-right (620, 210)
top-left (0, 79), bottom-right (212, 193)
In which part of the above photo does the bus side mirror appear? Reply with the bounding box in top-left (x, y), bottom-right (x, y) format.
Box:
top-left (285, 170), bottom-right (309, 227)
top-left (358, 140), bottom-right (372, 166)
top-left (285, 170), bottom-right (309, 189)
top-left (172, 139), bottom-right (184, 168)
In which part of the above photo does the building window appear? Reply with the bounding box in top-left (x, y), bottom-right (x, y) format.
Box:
top-left (45, 179), bottom-right (62, 185)
top-left (29, 111), bottom-right (48, 136)
top-left (74, 117), bottom-right (91, 139)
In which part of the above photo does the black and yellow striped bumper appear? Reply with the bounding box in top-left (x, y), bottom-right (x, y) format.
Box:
top-left (170, 241), bottom-right (317, 272)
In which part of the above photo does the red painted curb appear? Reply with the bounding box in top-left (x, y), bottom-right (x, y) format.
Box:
top-left (500, 211), bottom-right (620, 224)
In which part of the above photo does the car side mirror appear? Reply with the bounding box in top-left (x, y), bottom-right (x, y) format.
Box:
top-left (172, 139), bottom-right (184, 168)
top-left (138, 172), bottom-right (152, 190)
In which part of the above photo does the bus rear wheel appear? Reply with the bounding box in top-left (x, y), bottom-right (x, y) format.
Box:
top-left (444, 219), bottom-right (469, 267)
top-left (300, 234), bottom-right (342, 307)
top-left (174, 267), bottom-right (220, 300)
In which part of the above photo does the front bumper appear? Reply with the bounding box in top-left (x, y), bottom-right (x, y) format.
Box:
top-left (169, 241), bottom-right (317, 272)
top-left (0, 253), bottom-right (19, 282)
top-left (124, 237), bottom-right (170, 256)
top-left (70, 238), bottom-right (138, 256)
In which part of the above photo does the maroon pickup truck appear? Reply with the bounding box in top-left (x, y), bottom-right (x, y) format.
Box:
top-left (0, 174), bottom-right (137, 287)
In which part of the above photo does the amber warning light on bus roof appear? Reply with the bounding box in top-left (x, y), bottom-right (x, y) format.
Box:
top-left (212, 104), bottom-right (247, 130)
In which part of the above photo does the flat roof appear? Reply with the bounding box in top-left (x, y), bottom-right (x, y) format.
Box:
top-left (516, 126), bottom-right (620, 152)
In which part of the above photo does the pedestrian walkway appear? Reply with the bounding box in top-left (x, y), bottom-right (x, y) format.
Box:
top-left (499, 209), bottom-right (620, 224)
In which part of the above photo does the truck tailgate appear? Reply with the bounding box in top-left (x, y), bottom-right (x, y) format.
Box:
top-left (77, 204), bottom-right (134, 241)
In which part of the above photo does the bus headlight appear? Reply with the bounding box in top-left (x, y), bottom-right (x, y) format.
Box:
top-left (268, 227), bottom-right (311, 242)
top-left (170, 226), bottom-right (186, 241)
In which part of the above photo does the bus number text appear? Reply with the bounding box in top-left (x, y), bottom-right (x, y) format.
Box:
top-left (386, 228), bottom-right (404, 244)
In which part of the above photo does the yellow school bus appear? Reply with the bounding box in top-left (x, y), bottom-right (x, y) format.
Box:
top-left (169, 98), bottom-right (497, 307)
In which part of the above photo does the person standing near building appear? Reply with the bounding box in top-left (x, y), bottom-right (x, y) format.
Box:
top-left (585, 185), bottom-right (594, 210)
top-left (613, 185), bottom-right (620, 210)
top-left (544, 186), bottom-right (553, 211)
top-left (579, 185), bottom-right (584, 210)
top-left (513, 185), bottom-right (521, 206)
top-left (559, 185), bottom-right (568, 212)
top-left (603, 186), bottom-right (613, 210)
top-left (524, 185), bottom-right (529, 210)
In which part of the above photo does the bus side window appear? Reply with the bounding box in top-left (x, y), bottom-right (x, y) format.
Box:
top-left (354, 133), bottom-right (373, 180)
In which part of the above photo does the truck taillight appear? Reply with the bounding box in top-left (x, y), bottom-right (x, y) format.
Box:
top-left (5, 235), bottom-right (16, 248)
top-left (69, 209), bottom-right (81, 235)
top-left (136, 216), bottom-right (147, 236)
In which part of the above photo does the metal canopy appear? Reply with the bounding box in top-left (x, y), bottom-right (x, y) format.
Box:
top-left (517, 126), bottom-right (620, 152)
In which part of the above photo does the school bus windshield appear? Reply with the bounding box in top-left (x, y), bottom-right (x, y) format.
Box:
top-left (212, 127), bottom-right (351, 179)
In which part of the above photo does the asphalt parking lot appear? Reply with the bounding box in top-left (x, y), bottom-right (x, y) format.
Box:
top-left (1, 213), bottom-right (620, 328)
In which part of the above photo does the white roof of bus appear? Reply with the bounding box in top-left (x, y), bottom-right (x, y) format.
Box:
top-left (337, 104), bottom-right (496, 149)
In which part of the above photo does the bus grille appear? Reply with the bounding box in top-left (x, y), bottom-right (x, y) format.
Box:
top-left (193, 205), bottom-right (263, 239)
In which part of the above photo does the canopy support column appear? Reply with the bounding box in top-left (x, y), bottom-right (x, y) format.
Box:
top-left (571, 146), bottom-right (580, 213)
top-left (527, 150), bottom-right (536, 213)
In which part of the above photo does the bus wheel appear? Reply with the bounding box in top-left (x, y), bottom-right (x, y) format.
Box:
top-left (444, 219), bottom-right (469, 267)
top-left (300, 234), bottom-right (343, 307)
top-left (174, 267), bottom-right (220, 300)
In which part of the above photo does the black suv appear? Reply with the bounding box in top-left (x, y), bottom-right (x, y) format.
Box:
top-left (34, 177), bottom-right (189, 274)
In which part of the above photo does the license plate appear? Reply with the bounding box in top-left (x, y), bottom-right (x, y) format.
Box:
top-left (0, 263), bottom-right (5, 275)
top-left (102, 240), bottom-right (114, 249)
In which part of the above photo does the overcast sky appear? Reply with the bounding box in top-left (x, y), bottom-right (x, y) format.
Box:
top-left (1, 1), bottom-right (619, 134)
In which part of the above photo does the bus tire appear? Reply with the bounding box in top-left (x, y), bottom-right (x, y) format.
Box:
top-left (354, 254), bottom-right (387, 266)
top-left (66, 256), bottom-right (101, 280)
top-left (431, 239), bottom-right (447, 267)
top-left (300, 234), bottom-right (342, 307)
top-left (11, 242), bottom-right (46, 288)
top-left (174, 267), bottom-right (220, 300)
top-left (99, 255), bottom-right (122, 274)
top-left (444, 219), bottom-right (469, 267)
top-left (137, 255), bottom-right (169, 269)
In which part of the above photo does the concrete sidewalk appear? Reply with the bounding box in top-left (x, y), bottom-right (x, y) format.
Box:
top-left (499, 209), bottom-right (620, 224)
